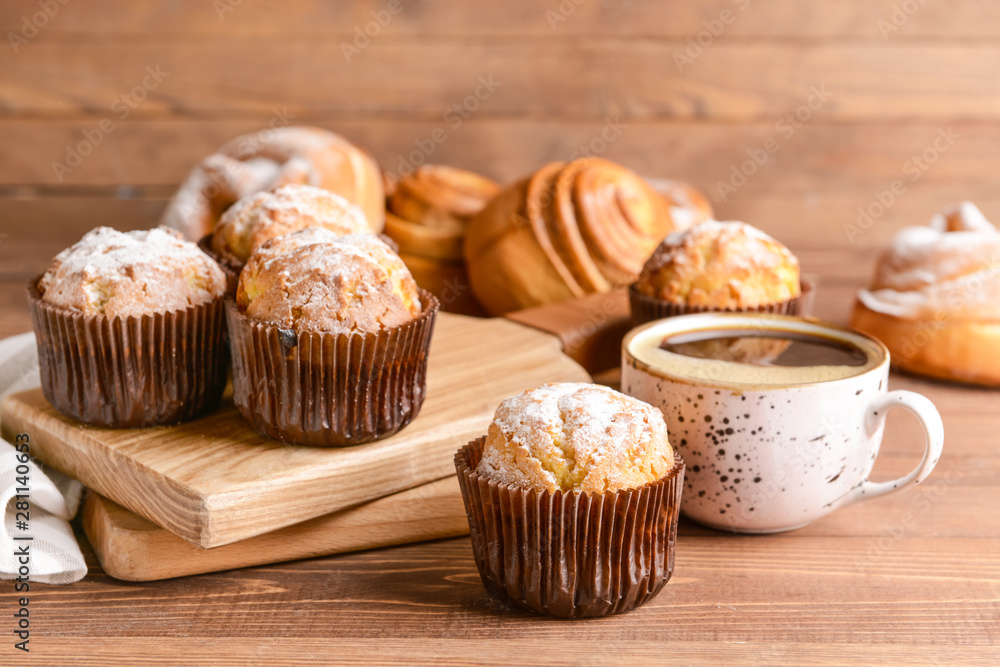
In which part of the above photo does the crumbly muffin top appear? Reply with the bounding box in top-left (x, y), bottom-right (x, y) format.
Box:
top-left (237, 228), bottom-right (422, 334)
top-left (476, 383), bottom-right (674, 494)
top-left (634, 220), bottom-right (800, 308)
top-left (211, 184), bottom-right (370, 263)
top-left (38, 226), bottom-right (226, 318)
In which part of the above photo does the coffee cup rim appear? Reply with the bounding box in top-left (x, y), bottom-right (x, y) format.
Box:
top-left (623, 313), bottom-right (889, 390)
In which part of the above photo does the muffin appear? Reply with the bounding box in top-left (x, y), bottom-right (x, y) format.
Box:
top-left (227, 228), bottom-right (439, 446)
top-left (204, 184), bottom-right (371, 291)
top-left (27, 226), bottom-right (229, 427)
top-left (630, 220), bottom-right (805, 326)
top-left (455, 383), bottom-right (685, 618)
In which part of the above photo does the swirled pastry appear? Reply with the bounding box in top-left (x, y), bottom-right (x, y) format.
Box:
top-left (385, 164), bottom-right (498, 262)
top-left (384, 164), bottom-right (498, 316)
top-left (851, 202), bottom-right (1000, 386)
top-left (465, 158), bottom-right (708, 315)
top-left (646, 178), bottom-right (714, 232)
top-left (161, 126), bottom-right (384, 241)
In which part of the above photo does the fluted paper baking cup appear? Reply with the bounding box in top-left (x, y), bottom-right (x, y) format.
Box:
top-left (629, 279), bottom-right (815, 328)
top-left (226, 289), bottom-right (438, 447)
top-left (456, 437), bottom-right (685, 619)
top-left (197, 234), bottom-right (242, 296)
top-left (27, 278), bottom-right (229, 427)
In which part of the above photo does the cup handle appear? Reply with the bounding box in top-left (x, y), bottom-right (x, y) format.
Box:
top-left (837, 390), bottom-right (944, 508)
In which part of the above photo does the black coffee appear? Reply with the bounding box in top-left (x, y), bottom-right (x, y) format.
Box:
top-left (659, 329), bottom-right (870, 368)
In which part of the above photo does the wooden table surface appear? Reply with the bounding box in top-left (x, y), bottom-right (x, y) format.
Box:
top-left (1, 227), bottom-right (998, 665)
top-left (2, 1), bottom-right (1000, 662)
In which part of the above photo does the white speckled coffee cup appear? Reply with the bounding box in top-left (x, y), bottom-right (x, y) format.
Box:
top-left (622, 313), bottom-right (944, 533)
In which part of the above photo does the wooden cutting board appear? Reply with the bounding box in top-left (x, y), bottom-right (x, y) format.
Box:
top-left (69, 291), bottom-right (630, 580)
top-left (82, 476), bottom-right (468, 581)
top-left (1, 311), bottom-right (595, 549)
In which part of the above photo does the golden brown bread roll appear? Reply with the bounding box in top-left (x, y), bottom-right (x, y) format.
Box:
top-left (850, 202), bottom-right (1000, 386)
top-left (389, 164), bottom-right (500, 232)
top-left (464, 158), bottom-right (706, 315)
top-left (161, 126), bottom-right (384, 241)
top-left (646, 178), bottom-right (714, 231)
top-left (384, 165), bottom-right (498, 316)
top-left (385, 165), bottom-right (499, 261)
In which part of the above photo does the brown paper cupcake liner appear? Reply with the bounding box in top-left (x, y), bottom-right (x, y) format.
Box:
top-left (226, 289), bottom-right (439, 447)
top-left (197, 234), bottom-right (242, 296)
top-left (26, 278), bottom-right (229, 428)
top-left (455, 437), bottom-right (685, 619)
top-left (629, 278), bottom-right (815, 328)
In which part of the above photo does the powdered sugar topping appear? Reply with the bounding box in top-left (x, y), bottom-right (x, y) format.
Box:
top-left (39, 226), bottom-right (226, 316)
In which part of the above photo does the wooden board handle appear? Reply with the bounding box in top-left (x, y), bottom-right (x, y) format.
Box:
top-left (504, 288), bottom-right (631, 375)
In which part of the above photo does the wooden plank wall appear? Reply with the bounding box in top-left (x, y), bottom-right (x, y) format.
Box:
top-left (0, 0), bottom-right (995, 305)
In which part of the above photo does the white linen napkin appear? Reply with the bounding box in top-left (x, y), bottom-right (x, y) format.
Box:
top-left (0, 332), bottom-right (87, 584)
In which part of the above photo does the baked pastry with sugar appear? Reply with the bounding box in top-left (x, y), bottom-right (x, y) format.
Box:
top-left (237, 228), bottom-right (421, 334)
top-left (464, 158), bottom-right (709, 315)
top-left (29, 226), bottom-right (228, 426)
top-left (455, 382), bottom-right (685, 618)
top-left (212, 184), bottom-right (370, 265)
top-left (630, 220), bottom-right (803, 325)
top-left (646, 178), bottom-right (714, 232)
top-left (476, 382), bottom-right (674, 494)
top-left (228, 227), bottom-right (438, 446)
top-left (39, 226), bottom-right (226, 318)
top-left (384, 165), bottom-right (498, 316)
top-left (635, 220), bottom-right (800, 308)
top-left (388, 164), bottom-right (499, 234)
top-left (851, 202), bottom-right (1000, 386)
top-left (161, 126), bottom-right (384, 241)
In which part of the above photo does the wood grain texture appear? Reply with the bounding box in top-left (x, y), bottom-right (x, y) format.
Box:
top-left (507, 288), bottom-right (632, 374)
top-left (0, 534), bottom-right (996, 664)
top-left (3, 1), bottom-right (1000, 38)
top-left (1, 1), bottom-right (999, 661)
top-left (1, 237), bottom-right (998, 663)
top-left (0, 120), bottom-right (985, 215)
top-left (0, 313), bottom-right (588, 547)
top-left (82, 476), bottom-right (467, 582)
top-left (6, 638), bottom-right (998, 667)
top-left (1, 41), bottom-right (996, 120)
